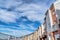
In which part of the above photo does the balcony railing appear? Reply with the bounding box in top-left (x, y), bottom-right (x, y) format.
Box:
top-left (51, 24), bottom-right (59, 32)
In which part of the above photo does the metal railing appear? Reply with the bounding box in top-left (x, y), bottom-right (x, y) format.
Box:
top-left (51, 24), bottom-right (59, 32)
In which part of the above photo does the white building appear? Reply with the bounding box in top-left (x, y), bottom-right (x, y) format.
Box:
top-left (54, 0), bottom-right (60, 40)
top-left (0, 33), bottom-right (15, 40)
top-left (45, 0), bottom-right (60, 39)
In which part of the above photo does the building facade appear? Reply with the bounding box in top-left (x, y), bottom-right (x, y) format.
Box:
top-left (33, 30), bottom-right (38, 40)
top-left (28, 33), bottom-right (34, 40)
top-left (45, 2), bottom-right (60, 40)
top-left (38, 26), bottom-right (42, 40)
top-left (0, 1), bottom-right (60, 40)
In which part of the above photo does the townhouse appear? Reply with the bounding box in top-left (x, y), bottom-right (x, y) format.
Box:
top-left (45, 1), bottom-right (60, 40)
top-left (28, 33), bottom-right (34, 40)
top-left (38, 26), bottom-right (42, 40)
top-left (45, 4), bottom-right (57, 40)
top-left (41, 22), bottom-right (47, 40)
top-left (24, 35), bottom-right (28, 40)
top-left (38, 21), bottom-right (47, 40)
top-left (33, 30), bottom-right (38, 40)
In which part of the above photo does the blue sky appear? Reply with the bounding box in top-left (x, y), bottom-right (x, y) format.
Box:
top-left (0, 0), bottom-right (55, 37)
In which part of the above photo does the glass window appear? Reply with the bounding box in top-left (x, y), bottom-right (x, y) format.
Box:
top-left (57, 38), bottom-right (60, 40)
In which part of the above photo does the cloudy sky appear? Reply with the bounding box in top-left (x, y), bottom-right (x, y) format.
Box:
top-left (0, 0), bottom-right (55, 37)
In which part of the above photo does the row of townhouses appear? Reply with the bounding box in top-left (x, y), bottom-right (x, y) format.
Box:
top-left (0, 1), bottom-right (60, 40)
top-left (17, 1), bottom-right (60, 40)
top-left (10, 1), bottom-right (60, 40)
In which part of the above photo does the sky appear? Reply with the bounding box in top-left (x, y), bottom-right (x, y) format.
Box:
top-left (0, 0), bottom-right (55, 37)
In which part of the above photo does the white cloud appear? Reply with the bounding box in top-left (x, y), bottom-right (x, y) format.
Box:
top-left (27, 24), bottom-right (37, 30)
top-left (19, 11), bottom-right (45, 23)
top-left (0, 0), bottom-right (46, 23)
top-left (19, 24), bottom-right (28, 29)
top-left (19, 23), bottom-right (37, 30)
top-left (0, 9), bottom-right (18, 23)
top-left (15, 3), bottom-right (47, 12)
top-left (15, 3), bottom-right (46, 23)
top-left (0, 0), bottom-right (23, 8)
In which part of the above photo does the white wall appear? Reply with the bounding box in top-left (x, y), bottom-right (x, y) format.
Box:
top-left (42, 25), bottom-right (45, 35)
top-left (46, 11), bottom-right (51, 33)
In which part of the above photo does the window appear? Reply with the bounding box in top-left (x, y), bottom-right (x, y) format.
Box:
top-left (57, 38), bottom-right (60, 40)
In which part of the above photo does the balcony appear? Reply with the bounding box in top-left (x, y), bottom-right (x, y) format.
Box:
top-left (51, 24), bottom-right (59, 32)
top-left (42, 30), bottom-right (47, 37)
